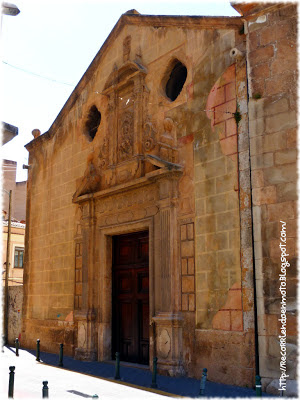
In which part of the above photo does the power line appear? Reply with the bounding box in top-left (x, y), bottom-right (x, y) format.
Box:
top-left (2, 61), bottom-right (75, 87)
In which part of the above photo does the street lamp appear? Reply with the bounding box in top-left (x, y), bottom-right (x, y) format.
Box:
top-left (1, 2), bottom-right (20, 16)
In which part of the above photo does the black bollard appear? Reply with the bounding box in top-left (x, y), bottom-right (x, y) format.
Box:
top-left (8, 366), bottom-right (15, 398)
top-left (114, 352), bottom-right (120, 380)
top-left (151, 356), bottom-right (158, 388)
top-left (255, 375), bottom-right (262, 397)
top-left (58, 343), bottom-right (64, 367)
top-left (15, 338), bottom-right (19, 357)
top-left (36, 339), bottom-right (40, 362)
top-left (42, 381), bottom-right (49, 398)
top-left (199, 368), bottom-right (207, 396)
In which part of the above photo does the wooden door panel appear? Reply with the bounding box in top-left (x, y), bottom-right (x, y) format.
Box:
top-left (137, 273), bottom-right (149, 294)
top-left (112, 231), bottom-right (149, 364)
top-left (120, 302), bottom-right (133, 339)
top-left (139, 301), bottom-right (149, 364)
top-left (116, 271), bottom-right (133, 295)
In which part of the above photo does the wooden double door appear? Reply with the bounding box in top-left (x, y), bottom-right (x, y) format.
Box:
top-left (112, 231), bottom-right (149, 365)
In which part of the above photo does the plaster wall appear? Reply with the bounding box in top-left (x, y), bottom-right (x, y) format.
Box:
top-left (3, 225), bottom-right (25, 286)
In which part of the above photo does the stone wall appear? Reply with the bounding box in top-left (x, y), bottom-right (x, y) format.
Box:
top-left (8, 286), bottom-right (23, 345)
top-left (243, 3), bottom-right (297, 396)
top-left (22, 11), bottom-right (259, 388)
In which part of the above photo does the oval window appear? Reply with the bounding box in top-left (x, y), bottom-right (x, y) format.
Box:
top-left (165, 61), bottom-right (187, 101)
top-left (84, 105), bottom-right (101, 141)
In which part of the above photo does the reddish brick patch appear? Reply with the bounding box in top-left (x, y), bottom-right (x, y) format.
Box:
top-left (212, 310), bottom-right (231, 330)
top-left (231, 311), bottom-right (243, 331)
top-left (178, 133), bottom-right (194, 146)
top-left (206, 64), bottom-right (238, 161)
top-left (212, 284), bottom-right (243, 332)
top-left (220, 135), bottom-right (238, 157)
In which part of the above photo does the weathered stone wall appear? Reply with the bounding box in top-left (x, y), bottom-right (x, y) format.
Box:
top-left (244, 3), bottom-right (297, 396)
top-left (22, 13), bottom-right (256, 386)
top-left (8, 286), bottom-right (23, 345)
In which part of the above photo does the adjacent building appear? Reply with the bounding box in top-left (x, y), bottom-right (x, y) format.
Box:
top-left (21, 3), bottom-right (297, 396)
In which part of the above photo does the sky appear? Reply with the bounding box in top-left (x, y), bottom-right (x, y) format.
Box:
top-left (0, 0), bottom-right (239, 181)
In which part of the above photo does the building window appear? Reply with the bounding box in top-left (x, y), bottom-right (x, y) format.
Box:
top-left (165, 60), bottom-right (187, 101)
top-left (14, 247), bottom-right (24, 268)
top-left (84, 105), bottom-right (101, 141)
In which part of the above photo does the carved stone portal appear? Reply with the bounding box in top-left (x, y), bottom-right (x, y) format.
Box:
top-left (118, 111), bottom-right (134, 161)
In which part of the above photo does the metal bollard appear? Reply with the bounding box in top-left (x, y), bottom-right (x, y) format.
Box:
top-left (255, 375), bottom-right (262, 397)
top-left (36, 339), bottom-right (40, 362)
top-left (199, 368), bottom-right (207, 396)
top-left (151, 356), bottom-right (158, 388)
top-left (15, 338), bottom-right (19, 357)
top-left (114, 352), bottom-right (120, 380)
top-left (58, 343), bottom-right (64, 367)
top-left (42, 381), bottom-right (49, 398)
top-left (8, 366), bottom-right (15, 398)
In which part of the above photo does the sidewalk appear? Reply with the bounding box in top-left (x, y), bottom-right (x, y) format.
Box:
top-left (1, 346), bottom-right (272, 399)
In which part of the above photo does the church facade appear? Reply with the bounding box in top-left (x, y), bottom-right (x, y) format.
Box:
top-left (22, 3), bottom-right (297, 395)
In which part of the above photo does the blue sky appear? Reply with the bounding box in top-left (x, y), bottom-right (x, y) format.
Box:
top-left (0, 0), bottom-right (239, 181)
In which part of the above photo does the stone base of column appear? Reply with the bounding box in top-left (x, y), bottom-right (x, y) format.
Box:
top-left (157, 359), bottom-right (186, 377)
top-left (74, 347), bottom-right (97, 361)
top-left (74, 309), bottom-right (97, 362)
top-left (152, 312), bottom-right (185, 377)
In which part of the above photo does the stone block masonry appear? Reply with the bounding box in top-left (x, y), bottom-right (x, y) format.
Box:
top-left (20, 4), bottom-right (297, 394)
top-left (245, 3), bottom-right (298, 396)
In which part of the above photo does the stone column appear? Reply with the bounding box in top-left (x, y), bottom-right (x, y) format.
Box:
top-left (74, 200), bottom-right (97, 361)
top-left (152, 171), bottom-right (184, 376)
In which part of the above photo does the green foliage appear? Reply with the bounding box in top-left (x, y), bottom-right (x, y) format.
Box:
top-left (234, 110), bottom-right (242, 125)
top-left (253, 93), bottom-right (262, 99)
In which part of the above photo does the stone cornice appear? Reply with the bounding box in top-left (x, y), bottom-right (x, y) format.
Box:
top-left (73, 166), bottom-right (183, 204)
top-left (231, 2), bottom-right (287, 19)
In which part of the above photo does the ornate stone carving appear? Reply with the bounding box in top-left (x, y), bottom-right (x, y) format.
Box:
top-left (73, 161), bottom-right (101, 199)
top-left (135, 45), bottom-right (142, 63)
top-left (143, 120), bottom-right (156, 152)
top-left (118, 111), bottom-right (134, 161)
top-left (108, 95), bottom-right (116, 113)
top-left (98, 138), bottom-right (109, 169)
top-left (158, 329), bottom-right (171, 358)
top-left (95, 185), bottom-right (158, 216)
top-left (159, 117), bottom-right (178, 163)
top-left (161, 117), bottom-right (176, 145)
top-left (123, 35), bottom-right (131, 62)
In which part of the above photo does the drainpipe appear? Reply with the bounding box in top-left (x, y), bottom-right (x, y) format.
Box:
top-left (243, 19), bottom-right (260, 377)
top-left (4, 189), bottom-right (12, 345)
